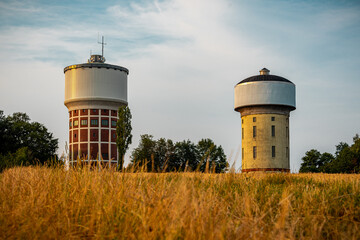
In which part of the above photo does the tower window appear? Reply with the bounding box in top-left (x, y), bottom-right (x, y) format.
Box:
top-left (242, 128), bottom-right (244, 139)
top-left (242, 119), bottom-right (244, 124)
top-left (111, 120), bottom-right (117, 127)
top-left (73, 120), bottom-right (78, 127)
top-left (272, 125), bottom-right (275, 137)
top-left (242, 148), bottom-right (244, 159)
top-left (91, 119), bottom-right (98, 126)
top-left (74, 133), bottom-right (77, 138)
top-left (93, 132), bottom-right (96, 137)
top-left (253, 126), bottom-right (256, 138)
top-left (272, 146), bottom-right (276, 157)
top-left (81, 120), bottom-right (87, 126)
top-left (74, 110), bottom-right (77, 113)
top-left (69, 121), bottom-right (72, 127)
top-left (82, 109), bottom-right (85, 113)
top-left (253, 146), bottom-right (257, 159)
top-left (102, 119), bottom-right (109, 126)
top-left (271, 117), bottom-right (275, 121)
top-left (113, 133), bottom-right (116, 139)
top-left (253, 117), bottom-right (256, 122)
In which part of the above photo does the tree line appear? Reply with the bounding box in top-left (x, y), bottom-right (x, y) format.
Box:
top-left (299, 134), bottom-right (360, 173)
top-left (1, 108), bottom-right (228, 173)
top-left (129, 135), bottom-right (228, 173)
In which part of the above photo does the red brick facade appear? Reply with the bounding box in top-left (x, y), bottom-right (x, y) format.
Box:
top-left (68, 108), bottom-right (118, 162)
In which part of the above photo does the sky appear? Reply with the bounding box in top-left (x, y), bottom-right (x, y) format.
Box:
top-left (0, 0), bottom-right (359, 172)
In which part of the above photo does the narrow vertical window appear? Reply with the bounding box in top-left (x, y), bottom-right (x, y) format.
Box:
top-left (242, 148), bottom-right (244, 159)
top-left (286, 147), bottom-right (289, 158)
top-left (286, 127), bottom-right (289, 137)
top-left (272, 125), bottom-right (275, 137)
top-left (253, 126), bottom-right (256, 138)
top-left (253, 117), bottom-right (256, 122)
top-left (272, 146), bottom-right (276, 158)
top-left (242, 128), bottom-right (244, 139)
top-left (253, 146), bottom-right (257, 159)
top-left (271, 116), bottom-right (275, 121)
top-left (242, 119), bottom-right (244, 124)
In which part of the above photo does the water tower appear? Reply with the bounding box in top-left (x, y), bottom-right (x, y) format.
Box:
top-left (234, 68), bottom-right (296, 172)
top-left (64, 52), bottom-right (129, 166)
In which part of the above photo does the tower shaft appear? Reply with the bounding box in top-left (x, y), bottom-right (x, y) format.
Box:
top-left (241, 112), bottom-right (290, 172)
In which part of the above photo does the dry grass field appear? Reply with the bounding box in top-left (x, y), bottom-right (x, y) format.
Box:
top-left (1, 166), bottom-right (359, 239)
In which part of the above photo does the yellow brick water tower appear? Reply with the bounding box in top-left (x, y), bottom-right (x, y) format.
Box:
top-left (234, 68), bottom-right (296, 172)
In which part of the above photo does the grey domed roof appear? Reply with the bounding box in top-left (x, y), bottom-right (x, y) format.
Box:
top-left (236, 68), bottom-right (293, 85)
top-left (237, 74), bottom-right (292, 85)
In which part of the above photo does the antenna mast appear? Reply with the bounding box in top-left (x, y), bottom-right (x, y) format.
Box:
top-left (98, 36), bottom-right (107, 57)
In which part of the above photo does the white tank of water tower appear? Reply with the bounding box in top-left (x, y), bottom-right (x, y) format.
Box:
top-left (234, 68), bottom-right (296, 172)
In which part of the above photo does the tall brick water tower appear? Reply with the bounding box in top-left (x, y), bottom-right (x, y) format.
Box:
top-left (234, 68), bottom-right (296, 172)
top-left (64, 54), bottom-right (129, 166)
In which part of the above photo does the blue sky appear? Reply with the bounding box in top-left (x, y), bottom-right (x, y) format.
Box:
top-left (0, 0), bottom-right (359, 171)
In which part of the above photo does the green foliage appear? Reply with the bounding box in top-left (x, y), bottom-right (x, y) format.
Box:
top-left (299, 149), bottom-right (322, 173)
top-left (300, 134), bottom-right (360, 173)
top-left (173, 140), bottom-right (199, 171)
top-left (116, 106), bottom-right (132, 171)
top-left (0, 110), bottom-right (58, 171)
top-left (131, 135), bottom-right (228, 172)
top-left (0, 147), bottom-right (33, 171)
top-left (197, 139), bottom-right (228, 173)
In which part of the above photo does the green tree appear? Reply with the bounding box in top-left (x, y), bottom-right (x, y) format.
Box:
top-left (350, 135), bottom-right (360, 173)
top-left (318, 152), bottom-right (335, 173)
top-left (197, 139), bottom-right (228, 173)
top-left (0, 147), bottom-right (33, 172)
top-left (335, 142), bottom-right (349, 157)
top-left (173, 140), bottom-right (199, 171)
top-left (299, 149), bottom-right (321, 173)
top-left (154, 138), bottom-right (176, 172)
top-left (131, 135), bottom-right (176, 172)
top-left (116, 106), bottom-right (132, 171)
top-left (131, 136), bottom-right (228, 173)
top-left (0, 111), bottom-right (58, 170)
top-left (131, 134), bottom-right (156, 171)
top-left (300, 134), bottom-right (360, 173)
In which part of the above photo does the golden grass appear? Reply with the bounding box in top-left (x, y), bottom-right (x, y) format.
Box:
top-left (1, 167), bottom-right (359, 239)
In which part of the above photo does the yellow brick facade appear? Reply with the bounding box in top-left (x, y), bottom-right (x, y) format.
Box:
top-left (241, 113), bottom-right (290, 172)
